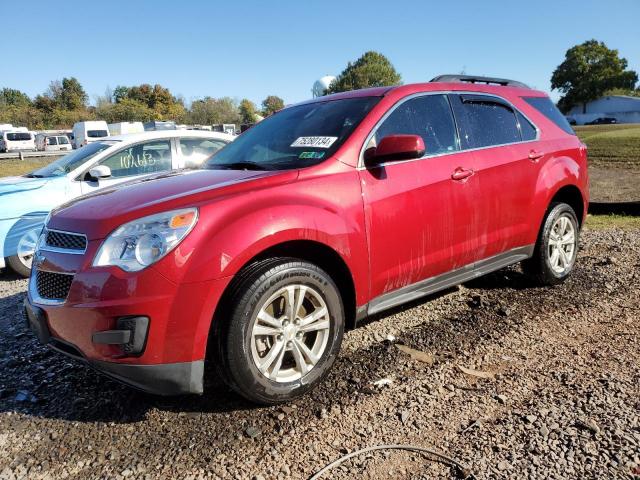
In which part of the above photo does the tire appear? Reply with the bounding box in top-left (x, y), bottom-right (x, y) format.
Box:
top-left (213, 258), bottom-right (345, 405)
top-left (523, 202), bottom-right (579, 286)
top-left (6, 255), bottom-right (32, 278)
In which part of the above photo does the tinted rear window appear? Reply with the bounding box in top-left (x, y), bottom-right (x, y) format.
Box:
top-left (523, 97), bottom-right (575, 135)
top-left (6, 132), bottom-right (32, 141)
top-left (87, 130), bottom-right (108, 138)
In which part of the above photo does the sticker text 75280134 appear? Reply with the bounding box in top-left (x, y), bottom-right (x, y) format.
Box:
top-left (290, 136), bottom-right (338, 149)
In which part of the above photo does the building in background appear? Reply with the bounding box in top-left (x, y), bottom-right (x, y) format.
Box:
top-left (567, 95), bottom-right (640, 125)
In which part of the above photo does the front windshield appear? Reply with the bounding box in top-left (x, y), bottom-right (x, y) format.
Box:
top-left (28, 142), bottom-right (114, 178)
top-left (204, 96), bottom-right (381, 171)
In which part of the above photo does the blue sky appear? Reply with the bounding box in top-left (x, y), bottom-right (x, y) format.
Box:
top-left (3, 0), bottom-right (639, 106)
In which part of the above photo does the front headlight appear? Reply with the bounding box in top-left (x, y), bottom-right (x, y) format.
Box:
top-left (93, 208), bottom-right (198, 272)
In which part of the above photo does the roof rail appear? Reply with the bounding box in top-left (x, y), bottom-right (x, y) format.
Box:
top-left (430, 74), bottom-right (530, 89)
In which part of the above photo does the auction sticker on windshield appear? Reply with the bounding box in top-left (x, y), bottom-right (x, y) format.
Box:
top-left (290, 136), bottom-right (338, 148)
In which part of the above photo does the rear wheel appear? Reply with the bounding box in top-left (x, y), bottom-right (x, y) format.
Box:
top-left (213, 258), bottom-right (344, 404)
top-left (523, 202), bottom-right (579, 286)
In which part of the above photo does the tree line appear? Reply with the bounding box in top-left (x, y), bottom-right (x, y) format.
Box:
top-left (1, 40), bottom-right (638, 130)
top-left (0, 80), bottom-right (285, 130)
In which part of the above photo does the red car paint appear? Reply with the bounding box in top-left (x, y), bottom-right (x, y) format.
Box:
top-left (26, 81), bottom-right (588, 393)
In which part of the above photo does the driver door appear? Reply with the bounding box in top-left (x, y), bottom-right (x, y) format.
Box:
top-left (80, 139), bottom-right (176, 194)
top-left (359, 94), bottom-right (481, 301)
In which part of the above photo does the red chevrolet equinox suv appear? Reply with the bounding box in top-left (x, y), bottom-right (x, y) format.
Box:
top-left (25, 75), bottom-right (588, 404)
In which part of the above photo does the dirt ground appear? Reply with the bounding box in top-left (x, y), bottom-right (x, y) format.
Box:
top-left (589, 166), bottom-right (640, 203)
top-left (0, 226), bottom-right (638, 479)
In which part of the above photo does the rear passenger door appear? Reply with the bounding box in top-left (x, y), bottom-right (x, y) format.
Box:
top-left (360, 94), bottom-right (481, 300)
top-left (449, 94), bottom-right (540, 260)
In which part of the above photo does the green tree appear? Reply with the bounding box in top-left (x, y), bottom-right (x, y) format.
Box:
top-left (0, 88), bottom-right (31, 107)
top-left (59, 77), bottom-right (88, 110)
top-left (327, 51), bottom-right (402, 94)
top-left (112, 84), bottom-right (186, 120)
top-left (552, 40), bottom-right (638, 113)
top-left (96, 98), bottom-right (154, 123)
top-left (261, 95), bottom-right (284, 116)
top-left (188, 97), bottom-right (241, 125)
top-left (239, 99), bottom-right (258, 124)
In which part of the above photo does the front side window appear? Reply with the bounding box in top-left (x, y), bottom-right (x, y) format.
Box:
top-left (451, 94), bottom-right (521, 149)
top-left (371, 94), bottom-right (458, 156)
top-left (28, 142), bottom-right (114, 178)
top-left (205, 96), bottom-right (381, 171)
top-left (87, 130), bottom-right (108, 138)
top-left (58, 136), bottom-right (70, 145)
top-left (180, 138), bottom-right (228, 168)
top-left (98, 140), bottom-right (173, 178)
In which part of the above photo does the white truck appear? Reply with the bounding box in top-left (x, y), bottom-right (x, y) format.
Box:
top-left (71, 121), bottom-right (110, 148)
top-left (107, 122), bottom-right (144, 136)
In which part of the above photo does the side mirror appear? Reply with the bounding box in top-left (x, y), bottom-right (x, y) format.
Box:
top-left (88, 165), bottom-right (112, 181)
top-left (364, 134), bottom-right (426, 166)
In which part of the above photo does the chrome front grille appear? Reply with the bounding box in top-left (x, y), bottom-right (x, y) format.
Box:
top-left (35, 270), bottom-right (74, 301)
top-left (45, 229), bottom-right (87, 252)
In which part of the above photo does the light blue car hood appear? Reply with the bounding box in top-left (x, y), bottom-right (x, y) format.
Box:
top-left (0, 176), bottom-right (51, 196)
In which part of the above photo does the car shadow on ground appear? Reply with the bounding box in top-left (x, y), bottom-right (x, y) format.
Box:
top-left (0, 266), bottom-right (541, 424)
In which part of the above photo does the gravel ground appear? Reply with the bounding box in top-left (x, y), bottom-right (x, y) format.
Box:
top-left (0, 226), bottom-right (639, 479)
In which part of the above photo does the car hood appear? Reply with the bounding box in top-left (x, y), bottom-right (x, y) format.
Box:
top-left (0, 176), bottom-right (51, 196)
top-left (48, 168), bottom-right (297, 240)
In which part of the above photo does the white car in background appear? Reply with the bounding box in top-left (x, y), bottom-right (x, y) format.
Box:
top-left (0, 130), bottom-right (234, 276)
top-left (0, 131), bottom-right (36, 152)
top-left (35, 134), bottom-right (73, 152)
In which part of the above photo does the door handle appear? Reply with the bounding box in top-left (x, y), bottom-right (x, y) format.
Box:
top-left (451, 167), bottom-right (474, 181)
top-left (528, 150), bottom-right (544, 162)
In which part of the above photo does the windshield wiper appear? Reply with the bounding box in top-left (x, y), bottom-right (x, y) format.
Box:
top-left (24, 173), bottom-right (44, 178)
top-left (208, 161), bottom-right (269, 171)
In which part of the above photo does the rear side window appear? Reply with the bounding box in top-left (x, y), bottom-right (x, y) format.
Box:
top-left (7, 132), bottom-right (32, 141)
top-left (450, 94), bottom-right (520, 149)
top-left (373, 94), bottom-right (459, 156)
top-left (523, 97), bottom-right (575, 135)
top-left (179, 138), bottom-right (228, 168)
top-left (87, 130), bottom-right (108, 138)
top-left (516, 111), bottom-right (537, 141)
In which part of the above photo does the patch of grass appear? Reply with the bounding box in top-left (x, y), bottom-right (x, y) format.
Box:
top-left (0, 158), bottom-right (53, 178)
top-left (585, 214), bottom-right (640, 230)
top-left (574, 124), bottom-right (640, 167)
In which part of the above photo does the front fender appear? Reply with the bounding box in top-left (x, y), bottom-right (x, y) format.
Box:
top-left (151, 168), bottom-right (369, 307)
top-left (1, 214), bottom-right (47, 258)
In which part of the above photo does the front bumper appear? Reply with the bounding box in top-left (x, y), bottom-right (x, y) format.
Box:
top-left (24, 297), bottom-right (205, 395)
top-left (25, 238), bottom-right (232, 395)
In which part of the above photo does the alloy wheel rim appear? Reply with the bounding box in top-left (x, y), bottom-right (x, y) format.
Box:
top-left (16, 228), bottom-right (40, 269)
top-left (250, 284), bottom-right (331, 383)
top-left (547, 214), bottom-right (576, 275)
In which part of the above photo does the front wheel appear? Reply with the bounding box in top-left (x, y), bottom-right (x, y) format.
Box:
top-left (5, 227), bottom-right (41, 278)
top-left (213, 258), bottom-right (345, 405)
top-left (523, 202), bottom-right (580, 286)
